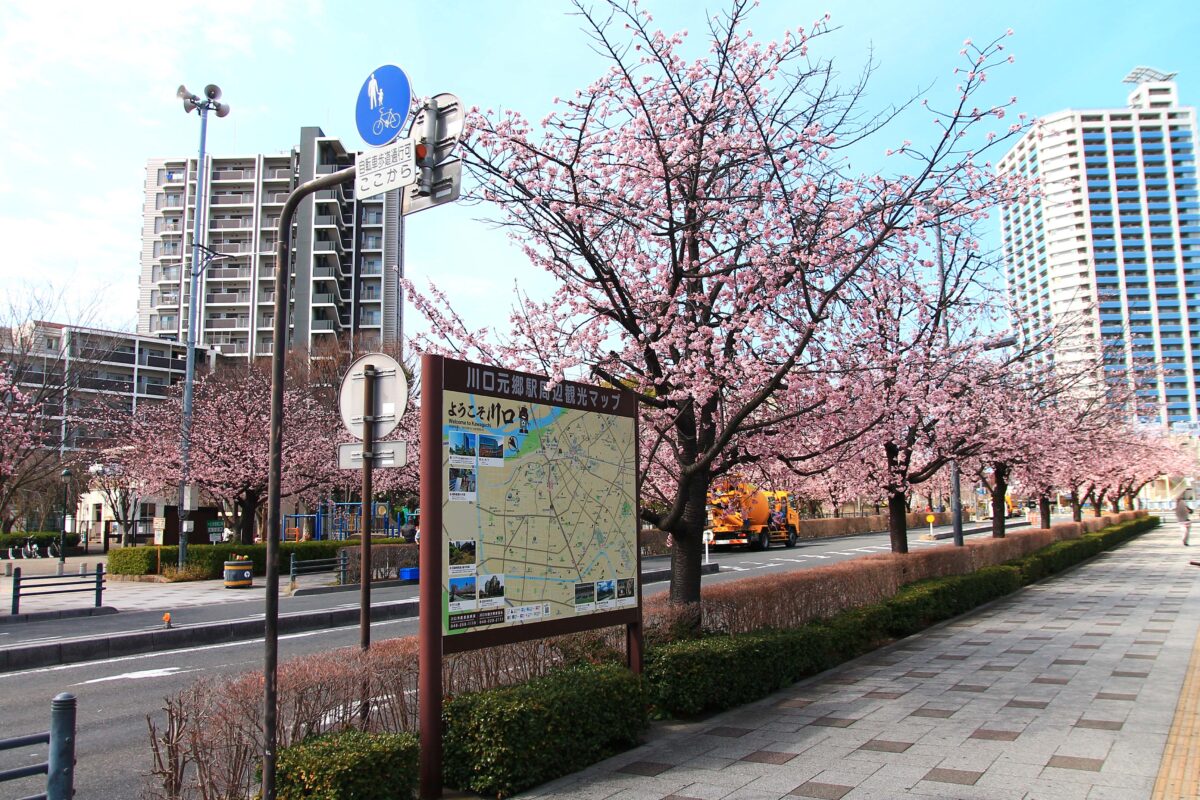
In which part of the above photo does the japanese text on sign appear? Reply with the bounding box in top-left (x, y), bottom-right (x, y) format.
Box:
top-left (357, 137), bottom-right (417, 200)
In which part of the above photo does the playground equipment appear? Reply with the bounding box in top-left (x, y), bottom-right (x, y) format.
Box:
top-left (282, 501), bottom-right (414, 541)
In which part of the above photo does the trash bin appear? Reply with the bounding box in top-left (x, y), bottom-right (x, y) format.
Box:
top-left (223, 560), bottom-right (253, 589)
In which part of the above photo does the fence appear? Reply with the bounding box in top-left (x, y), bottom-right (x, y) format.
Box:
top-left (11, 566), bottom-right (105, 615)
top-left (289, 551), bottom-right (349, 588)
top-left (0, 693), bottom-right (76, 800)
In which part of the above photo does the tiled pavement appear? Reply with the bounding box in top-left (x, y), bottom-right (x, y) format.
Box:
top-left (521, 522), bottom-right (1200, 799)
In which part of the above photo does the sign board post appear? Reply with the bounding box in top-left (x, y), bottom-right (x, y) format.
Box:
top-left (418, 354), bottom-right (640, 799)
top-left (338, 352), bottom-right (407, 654)
top-left (208, 519), bottom-right (224, 543)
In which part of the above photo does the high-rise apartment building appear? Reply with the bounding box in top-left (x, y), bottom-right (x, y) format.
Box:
top-left (999, 68), bottom-right (1200, 430)
top-left (138, 127), bottom-right (403, 359)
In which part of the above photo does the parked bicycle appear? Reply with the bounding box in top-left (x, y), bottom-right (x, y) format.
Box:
top-left (7, 538), bottom-right (45, 559)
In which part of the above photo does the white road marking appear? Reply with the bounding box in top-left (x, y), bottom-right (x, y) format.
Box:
top-left (79, 666), bottom-right (201, 685)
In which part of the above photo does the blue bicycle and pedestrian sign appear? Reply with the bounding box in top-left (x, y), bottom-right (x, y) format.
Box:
top-left (356, 64), bottom-right (413, 147)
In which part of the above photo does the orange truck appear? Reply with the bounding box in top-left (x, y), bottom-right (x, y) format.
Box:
top-left (706, 481), bottom-right (800, 550)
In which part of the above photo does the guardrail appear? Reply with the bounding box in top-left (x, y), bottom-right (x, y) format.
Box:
top-left (0, 693), bottom-right (76, 800)
top-left (289, 552), bottom-right (349, 588)
top-left (11, 566), bottom-right (104, 615)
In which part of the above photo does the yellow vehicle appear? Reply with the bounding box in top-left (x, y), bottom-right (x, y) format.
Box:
top-left (706, 481), bottom-right (800, 550)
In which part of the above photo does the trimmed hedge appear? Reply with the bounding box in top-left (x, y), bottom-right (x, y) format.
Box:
top-left (645, 515), bottom-right (1159, 717)
top-left (107, 538), bottom-right (400, 578)
top-left (275, 729), bottom-right (418, 800)
top-left (1, 532), bottom-right (81, 551)
top-left (443, 663), bottom-right (647, 799)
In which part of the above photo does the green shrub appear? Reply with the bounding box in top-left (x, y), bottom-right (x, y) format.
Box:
top-left (107, 546), bottom-right (159, 575)
top-left (105, 538), bottom-right (399, 578)
top-left (646, 626), bottom-right (840, 717)
top-left (443, 663), bottom-right (646, 798)
top-left (275, 729), bottom-right (418, 800)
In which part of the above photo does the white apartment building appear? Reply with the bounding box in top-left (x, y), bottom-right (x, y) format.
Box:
top-left (139, 127), bottom-right (403, 359)
top-left (999, 68), bottom-right (1200, 430)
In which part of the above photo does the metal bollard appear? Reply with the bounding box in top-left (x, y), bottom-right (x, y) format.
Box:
top-left (4, 562), bottom-right (10, 577)
top-left (57, 562), bottom-right (65, 576)
top-left (78, 564), bottom-right (87, 576)
top-left (11, 566), bottom-right (21, 615)
top-left (47, 692), bottom-right (76, 800)
top-left (94, 565), bottom-right (104, 608)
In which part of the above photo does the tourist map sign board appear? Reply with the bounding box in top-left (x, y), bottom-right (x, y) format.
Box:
top-left (427, 356), bottom-right (640, 648)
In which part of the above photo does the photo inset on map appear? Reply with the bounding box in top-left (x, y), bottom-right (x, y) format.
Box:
top-left (477, 434), bottom-right (504, 467)
top-left (574, 581), bottom-right (596, 612)
top-left (478, 573), bottom-right (506, 609)
top-left (596, 579), bottom-right (616, 609)
top-left (448, 539), bottom-right (477, 576)
top-left (447, 428), bottom-right (477, 467)
top-left (448, 467), bottom-right (477, 501)
top-left (448, 576), bottom-right (477, 612)
top-left (617, 577), bottom-right (636, 607)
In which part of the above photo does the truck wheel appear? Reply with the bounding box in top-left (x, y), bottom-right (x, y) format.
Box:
top-left (757, 530), bottom-right (770, 551)
top-left (785, 530), bottom-right (797, 548)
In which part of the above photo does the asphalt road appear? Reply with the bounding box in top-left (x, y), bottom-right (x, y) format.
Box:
top-left (0, 523), bottom-right (1012, 798)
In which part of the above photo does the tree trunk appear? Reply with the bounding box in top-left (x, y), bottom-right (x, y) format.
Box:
top-left (1124, 492), bottom-right (1135, 511)
top-left (1070, 491), bottom-right (1082, 523)
top-left (1110, 497), bottom-right (1120, 513)
top-left (238, 490), bottom-right (260, 545)
top-left (121, 522), bottom-right (135, 548)
top-left (668, 473), bottom-right (709, 611)
top-left (990, 462), bottom-right (1009, 539)
top-left (1039, 495), bottom-right (1052, 530)
top-left (887, 489), bottom-right (909, 554)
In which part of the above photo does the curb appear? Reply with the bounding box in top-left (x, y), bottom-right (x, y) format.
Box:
top-left (0, 606), bottom-right (120, 626)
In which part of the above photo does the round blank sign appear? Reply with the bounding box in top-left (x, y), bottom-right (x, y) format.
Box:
top-left (338, 352), bottom-right (407, 440)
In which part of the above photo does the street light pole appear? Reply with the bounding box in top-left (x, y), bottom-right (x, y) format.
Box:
top-left (175, 84), bottom-right (229, 569)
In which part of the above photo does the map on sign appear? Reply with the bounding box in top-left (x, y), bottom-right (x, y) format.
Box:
top-left (439, 363), bottom-right (637, 637)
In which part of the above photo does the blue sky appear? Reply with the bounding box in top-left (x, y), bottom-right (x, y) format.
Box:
top-left (1, 0), bottom-right (1197, 339)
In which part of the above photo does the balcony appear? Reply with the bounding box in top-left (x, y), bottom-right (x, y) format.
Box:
top-left (211, 194), bottom-right (254, 205)
top-left (313, 265), bottom-right (338, 279)
top-left (264, 168), bottom-right (291, 181)
top-left (211, 169), bottom-right (255, 181)
top-left (258, 291), bottom-right (275, 304)
top-left (141, 354), bottom-right (183, 370)
top-left (206, 291), bottom-right (251, 304)
top-left (208, 267), bottom-right (252, 280)
top-left (263, 192), bottom-right (289, 204)
top-left (73, 348), bottom-right (136, 365)
top-left (205, 318), bottom-right (248, 330)
top-left (78, 377), bottom-right (135, 393)
top-left (139, 383), bottom-right (169, 397)
top-left (312, 319), bottom-right (337, 331)
top-left (312, 292), bottom-right (339, 306)
top-left (210, 241), bottom-right (252, 254)
top-left (313, 240), bottom-right (345, 254)
top-left (210, 218), bottom-right (252, 230)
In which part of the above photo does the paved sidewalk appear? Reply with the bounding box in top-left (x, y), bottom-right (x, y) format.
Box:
top-left (523, 521), bottom-right (1200, 800)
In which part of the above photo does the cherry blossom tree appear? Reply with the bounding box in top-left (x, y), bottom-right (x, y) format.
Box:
top-left (116, 364), bottom-right (340, 544)
top-left (406, 0), bottom-right (1028, 606)
top-left (0, 368), bottom-right (43, 530)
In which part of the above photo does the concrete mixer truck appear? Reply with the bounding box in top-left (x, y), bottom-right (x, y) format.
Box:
top-left (706, 481), bottom-right (800, 550)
